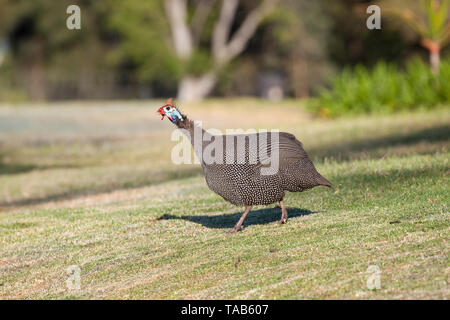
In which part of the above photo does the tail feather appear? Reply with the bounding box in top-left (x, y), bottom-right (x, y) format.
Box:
top-left (317, 175), bottom-right (332, 188)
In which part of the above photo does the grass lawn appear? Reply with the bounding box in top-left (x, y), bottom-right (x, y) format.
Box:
top-left (0, 99), bottom-right (448, 299)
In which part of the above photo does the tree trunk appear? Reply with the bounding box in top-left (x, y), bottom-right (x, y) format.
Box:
top-left (422, 39), bottom-right (440, 74)
top-left (177, 73), bottom-right (217, 102)
top-left (27, 61), bottom-right (46, 100)
top-left (430, 50), bottom-right (440, 75)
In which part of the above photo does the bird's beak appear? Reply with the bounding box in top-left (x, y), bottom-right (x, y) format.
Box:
top-left (157, 107), bottom-right (165, 120)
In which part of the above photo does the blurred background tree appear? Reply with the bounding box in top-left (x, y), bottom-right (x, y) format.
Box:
top-left (108, 0), bottom-right (281, 101)
top-left (0, 0), bottom-right (112, 100)
top-left (379, 0), bottom-right (450, 74)
top-left (0, 0), bottom-right (448, 102)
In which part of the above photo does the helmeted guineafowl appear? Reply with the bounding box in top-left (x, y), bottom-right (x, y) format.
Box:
top-left (157, 98), bottom-right (332, 233)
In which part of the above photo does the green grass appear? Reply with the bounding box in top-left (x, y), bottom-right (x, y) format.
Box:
top-left (0, 100), bottom-right (449, 299)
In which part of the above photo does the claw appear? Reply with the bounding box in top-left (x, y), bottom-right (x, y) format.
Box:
top-left (228, 226), bottom-right (243, 234)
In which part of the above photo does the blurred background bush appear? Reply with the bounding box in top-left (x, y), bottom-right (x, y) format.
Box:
top-left (0, 0), bottom-right (449, 115)
top-left (310, 58), bottom-right (450, 116)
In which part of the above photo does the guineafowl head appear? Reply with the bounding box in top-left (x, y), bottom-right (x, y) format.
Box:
top-left (157, 98), bottom-right (184, 124)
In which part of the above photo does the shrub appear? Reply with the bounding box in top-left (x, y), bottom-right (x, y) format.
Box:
top-left (309, 58), bottom-right (450, 117)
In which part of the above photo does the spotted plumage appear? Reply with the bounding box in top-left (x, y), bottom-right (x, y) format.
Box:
top-left (158, 100), bottom-right (331, 233)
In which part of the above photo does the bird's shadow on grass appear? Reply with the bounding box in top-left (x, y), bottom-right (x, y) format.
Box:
top-left (158, 206), bottom-right (315, 229)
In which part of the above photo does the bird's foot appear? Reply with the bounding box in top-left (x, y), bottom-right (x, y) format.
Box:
top-left (278, 218), bottom-right (288, 224)
top-left (228, 226), bottom-right (243, 234)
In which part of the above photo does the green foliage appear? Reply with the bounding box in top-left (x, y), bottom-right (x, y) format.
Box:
top-left (185, 49), bottom-right (213, 76)
top-left (422, 0), bottom-right (449, 42)
top-left (0, 55), bottom-right (27, 102)
top-left (105, 0), bottom-right (180, 82)
top-left (310, 58), bottom-right (450, 117)
top-left (0, 0), bottom-right (445, 100)
top-left (381, 0), bottom-right (450, 46)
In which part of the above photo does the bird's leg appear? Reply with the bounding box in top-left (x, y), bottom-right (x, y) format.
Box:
top-left (279, 200), bottom-right (288, 224)
top-left (229, 206), bottom-right (252, 233)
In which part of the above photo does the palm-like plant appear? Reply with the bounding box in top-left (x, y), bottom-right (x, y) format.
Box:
top-left (381, 0), bottom-right (450, 73)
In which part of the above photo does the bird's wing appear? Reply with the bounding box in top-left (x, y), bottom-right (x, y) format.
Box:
top-left (278, 132), bottom-right (309, 161)
top-left (244, 132), bottom-right (309, 175)
top-left (220, 132), bottom-right (308, 170)
top-left (255, 132), bottom-right (308, 163)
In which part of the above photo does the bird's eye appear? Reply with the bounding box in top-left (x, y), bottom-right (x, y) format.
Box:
top-left (165, 107), bottom-right (170, 111)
